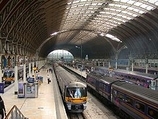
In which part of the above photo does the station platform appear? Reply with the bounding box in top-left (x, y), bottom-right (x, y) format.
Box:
top-left (64, 65), bottom-right (87, 78)
top-left (0, 67), bottom-right (68, 119)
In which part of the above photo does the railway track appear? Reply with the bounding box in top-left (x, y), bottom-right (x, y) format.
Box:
top-left (68, 113), bottom-right (85, 119)
top-left (63, 66), bottom-right (120, 119)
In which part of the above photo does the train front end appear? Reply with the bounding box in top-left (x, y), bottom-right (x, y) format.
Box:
top-left (2, 70), bottom-right (14, 84)
top-left (65, 82), bottom-right (87, 113)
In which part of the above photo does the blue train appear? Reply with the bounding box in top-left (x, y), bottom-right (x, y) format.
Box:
top-left (86, 72), bottom-right (158, 119)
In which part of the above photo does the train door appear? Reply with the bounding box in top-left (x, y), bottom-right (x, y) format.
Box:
top-left (95, 80), bottom-right (100, 92)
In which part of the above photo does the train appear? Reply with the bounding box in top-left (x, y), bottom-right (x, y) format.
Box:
top-left (54, 63), bottom-right (87, 113)
top-left (86, 72), bottom-right (158, 119)
top-left (2, 65), bottom-right (29, 84)
top-left (2, 69), bottom-right (14, 84)
top-left (109, 68), bottom-right (158, 90)
top-left (85, 65), bottom-right (158, 90)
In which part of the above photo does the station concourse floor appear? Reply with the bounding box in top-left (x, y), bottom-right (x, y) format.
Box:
top-left (0, 68), bottom-right (66, 119)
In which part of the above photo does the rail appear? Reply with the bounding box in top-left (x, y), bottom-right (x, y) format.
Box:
top-left (5, 105), bottom-right (28, 119)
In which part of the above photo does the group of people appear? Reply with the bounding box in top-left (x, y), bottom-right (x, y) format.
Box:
top-left (0, 96), bottom-right (6, 119)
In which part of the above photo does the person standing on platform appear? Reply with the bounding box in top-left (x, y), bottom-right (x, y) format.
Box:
top-left (0, 96), bottom-right (6, 119)
top-left (47, 74), bottom-right (51, 84)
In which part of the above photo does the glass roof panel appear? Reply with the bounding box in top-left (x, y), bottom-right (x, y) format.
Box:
top-left (134, 1), bottom-right (142, 6)
top-left (148, 0), bottom-right (158, 4)
top-left (58, 0), bottom-right (158, 44)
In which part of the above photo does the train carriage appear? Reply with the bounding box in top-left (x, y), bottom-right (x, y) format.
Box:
top-left (111, 81), bottom-right (158, 119)
top-left (2, 70), bottom-right (14, 84)
top-left (86, 71), bottom-right (158, 119)
top-left (2, 66), bottom-right (29, 84)
top-left (89, 66), bottom-right (158, 89)
top-left (54, 64), bottom-right (87, 113)
top-left (86, 72), bottom-right (121, 100)
top-left (112, 69), bottom-right (157, 87)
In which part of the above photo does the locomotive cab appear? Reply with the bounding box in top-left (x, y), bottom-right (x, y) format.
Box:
top-left (2, 70), bottom-right (14, 84)
top-left (150, 78), bottom-right (158, 90)
top-left (64, 82), bottom-right (87, 113)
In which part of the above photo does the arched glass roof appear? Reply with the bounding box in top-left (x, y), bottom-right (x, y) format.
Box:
top-left (58, 0), bottom-right (158, 45)
top-left (1, 0), bottom-right (158, 58)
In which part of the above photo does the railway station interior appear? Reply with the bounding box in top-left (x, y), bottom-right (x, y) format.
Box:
top-left (1, 0), bottom-right (158, 119)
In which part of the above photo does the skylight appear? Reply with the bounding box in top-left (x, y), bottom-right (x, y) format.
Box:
top-left (105, 34), bottom-right (122, 42)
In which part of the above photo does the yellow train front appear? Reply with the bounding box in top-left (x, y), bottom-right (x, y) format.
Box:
top-left (2, 70), bottom-right (14, 84)
top-left (64, 82), bottom-right (87, 113)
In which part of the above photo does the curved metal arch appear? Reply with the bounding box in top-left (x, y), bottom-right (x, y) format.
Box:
top-left (29, 24), bottom-right (47, 47)
top-left (117, 22), bottom-right (139, 37)
top-left (9, 7), bottom-right (45, 47)
top-left (6, 1), bottom-right (44, 39)
top-left (0, 0), bottom-right (26, 30)
top-left (140, 14), bottom-right (158, 49)
top-left (19, 14), bottom-right (46, 44)
top-left (117, 24), bottom-right (143, 53)
top-left (133, 18), bottom-right (158, 51)
top-left (36, 28), bottom-right (123, 56)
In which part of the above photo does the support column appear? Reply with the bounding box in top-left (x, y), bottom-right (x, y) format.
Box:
top-left (29, 63), bottom-right (31, 77)
top-left (32, 62), bottom-right (34, 76)
top-left (23, 56), bottom-right (26, 82)
top-left (115, 53), bottom-right (118, 69)
top-left (0, 55), bottom-right (2, 82)
top-left (131, 62), bottom-right (134, 71)
top-left (145, 64), bottom-right (148, 74)
top-left (108, 61), bottom-right (111, 68)
top-left (115, 61), bottom-right (117, 69)
top-left (14, 65), bottom-right (18, 94)
top-left (145, 57), bottom-right (148, 74)
top-left (23, 64), bottom-right (26, 82)
top-left (103, 61), bottom-right (105, 67)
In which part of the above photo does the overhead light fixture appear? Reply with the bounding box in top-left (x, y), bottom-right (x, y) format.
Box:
top-left (99, 32), bottom-right (105, 36)
top-left (50, 32), bottom-right (58, 36)
top-left (50, 30), bottom-right (67, 36)
top-left (105, 34), bottom-right (122, 42)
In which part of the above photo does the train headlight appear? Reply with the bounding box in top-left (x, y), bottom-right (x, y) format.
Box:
top-left (3, 78), bottom-right (6, 81)
top-left (83, 103), bottom-right (87, 110)
top-left (67, 103), bottom-right (71, 110)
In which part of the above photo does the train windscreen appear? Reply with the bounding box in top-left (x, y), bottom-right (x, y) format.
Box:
top-left (3, 71), bottom-right (14, 78)
top-left (66, 87), bottom-right (87, 98)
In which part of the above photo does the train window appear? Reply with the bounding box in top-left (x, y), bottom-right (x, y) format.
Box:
top-left (128, 76), bottom-right (131, 79)
top-left (139, 79), bottom-right (144, 86)
top-left (148, 107), bottom-right (158, 119)
top-left (104, 84), bottom-right (108, 92)
top-left (66, 87), bottom-right (87, 98)
top-left (87, 77), bottom-right (96, 86)
top-left (99, 83), bottom-right (104, 90)
top-left (118, 92), bottom-right (125, 101)
top-left (132, 77), bottom-right (136, 81)
top-left (135, 101), bottom-right (145, 113)
top-left (136, 79), bottom-right (141, 85)
top-left (125, 96), bottom-right (133, 106)
top-left (112, 90), bottom-right (117, 98)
